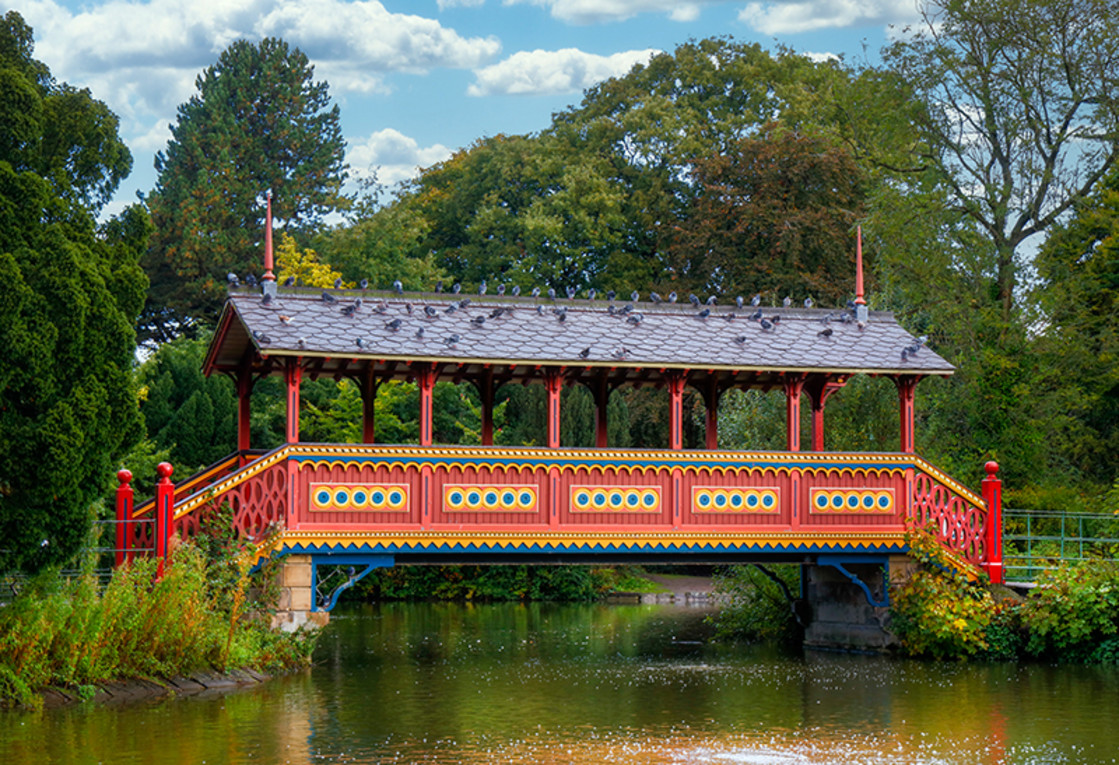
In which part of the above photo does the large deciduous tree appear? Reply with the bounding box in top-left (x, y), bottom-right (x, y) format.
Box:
top-left (0, 12), bottom-right (148, 573)
top-left (884, 0), bottom-right (1119, 319)
top-left (141, 37), bottom-right (348, 344)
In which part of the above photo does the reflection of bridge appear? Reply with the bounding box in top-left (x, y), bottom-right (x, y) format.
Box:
top-left (115, 226), bottom-right (1003, 649)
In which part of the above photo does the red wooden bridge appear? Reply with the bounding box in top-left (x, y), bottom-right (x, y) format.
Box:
top-left (114, 229), bottom-right (1003, 641)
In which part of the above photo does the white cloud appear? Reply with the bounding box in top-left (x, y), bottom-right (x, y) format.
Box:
top-left (508, 0), bottom-right (716, 25)
top-left (348, 128), bottom-right (453, 186)
top-left (738, 0), bottom-right (918, 35)
top-left (468, 47), bottom-right (659, 97)
top-left (438, 0), bottom-right (486, 8)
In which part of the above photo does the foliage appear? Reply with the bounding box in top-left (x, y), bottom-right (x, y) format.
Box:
top-left (709, 564), bottom-right (800, 643)
top-left (883, 0), bottom-right (1119, 318)
top-left (1019, 563), bottom-right (1119, 662)
top-left (0, 543), bottom-right (316, 710)
top-left (355, 565), bottom-right (639, 603)
top-left (141, 37), bottom-right (348, 343)
top-left (0, 13), bottom-right (148, 573)
top-left (889, 526), bottom-right (996, 659)
top-left (274, 232), bottom-right (344, 290)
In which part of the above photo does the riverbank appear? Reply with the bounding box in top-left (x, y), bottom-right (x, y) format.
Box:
top-left (35, 668), bottom-right (282, 709)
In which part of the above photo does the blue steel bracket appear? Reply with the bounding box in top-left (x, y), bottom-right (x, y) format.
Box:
top-left (311, 554), bottom-right (395, 612)
top-left (816, 554), bottom-right (890, 608)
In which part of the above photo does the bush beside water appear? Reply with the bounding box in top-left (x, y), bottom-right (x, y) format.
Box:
top-left (0, 546), bottom-right (318, 710)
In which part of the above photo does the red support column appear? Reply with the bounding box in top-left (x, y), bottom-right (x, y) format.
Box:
top-left (804, 375), bottom-right (847, 452)
top-left (667, 371), bottom-right (687, 451)
top-left (703, 378), bottom-right (720, 450)
top-left (114, 469), bottom-right (133, 567)
top-left (895, 374), bottom-right (918, 454)
top-left (982, 461), bottom-right (1004, 584)
top-left (362, 367), bottom-right (378, 444)
top-left (784, 374), bottom-right (806, 452)
top-left (237, 364), bottom-right (253, 453)
top-left (481, 369), bottom-right (495, 446)
top-left (284, 357), bottom-right (302, 444)
top-left (154, 462), bottom-right (174, 581)
top-left (417, 363), bottom-right (438, 446)
top-left (593, 374), bottom-right (609, 448)
top-left (544, 367), bottom-right (563, 449)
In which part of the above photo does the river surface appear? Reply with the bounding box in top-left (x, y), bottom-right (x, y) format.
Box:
top-left (3, 602), bottom-right (1119, 764)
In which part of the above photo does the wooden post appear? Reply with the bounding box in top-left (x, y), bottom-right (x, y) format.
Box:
top-left (114, 469), bottom-right (133, 567)
top-left (154, 462), bottom-right (174, 580)
top-left (982, 461), bottom-right (1004, 584)
top-left (784, 374), bottom-right (806, 452)
top-left (284, 357), bottom-right (302, 444)
top-left (805, 375), bottom-right (847, 452)
top-left (667, 371), bottom-right (686, 451)
top-left (895, 375), bottom-right (918, 454)
top-left (237, 364), bottom-right (252, 453)
top-left (417, 363), bottom-right (437, 446)
top-left (703, 377), bottom-right (719, 450)
top-left (544, 367), bottom-right (563, 449)
top-left (481, 369), bottom-right (495, 446)
top-left (594, 374), bottom-right (609, 448)
top-left (362, 366), bottom-right (378, 444)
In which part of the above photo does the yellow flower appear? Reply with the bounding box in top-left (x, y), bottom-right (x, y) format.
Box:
top-left (952, 618), bottom-right (969, 631)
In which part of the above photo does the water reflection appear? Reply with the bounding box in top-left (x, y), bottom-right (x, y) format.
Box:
top-left (2, 602), bottom-right (1118, 764)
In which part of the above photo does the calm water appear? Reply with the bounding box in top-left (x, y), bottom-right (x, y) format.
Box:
top-left (3, 602), bottom-right (1119, 764)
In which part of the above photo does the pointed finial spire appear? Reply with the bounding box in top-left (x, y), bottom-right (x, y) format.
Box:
top-left (854, 225), bottom-right (868, 323)
top-left (263, 192), bottom-right (275, 283)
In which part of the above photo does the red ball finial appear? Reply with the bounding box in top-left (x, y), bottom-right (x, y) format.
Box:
top-left (156, 462), bottom-right (174, 480)
top-left (984, 461), bottom-right (999, 477)
top-left (117, 468), bottom-right (133, 484)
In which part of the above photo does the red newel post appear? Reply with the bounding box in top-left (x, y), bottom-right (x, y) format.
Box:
top-left (982, 460), bottom-right (1004, 584)
top-left (114, 469), bottom-right (133, 567)
top-left (154, 462), bottom-right (174, 580)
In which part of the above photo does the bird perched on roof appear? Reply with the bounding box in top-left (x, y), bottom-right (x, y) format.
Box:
top-left (587, 288), bottom-right (596, 301)
top-left (531, 286), bottom-right (541, 298)
top-left (606, 289), bottom-right (616, 302)
top-left (650, 292), bottom-right (662, 304)
top-left (471, 316), bottom-right (486, 327)
top-left (445, 334), bottom-right (460, 346)
top-left (497, 284), bottom-right (506, 296)
top-left (536, 304), bottom-right (545, 315)
top-left (424, 305), bottom-right (438, 318)
top-left (612, 347), bottom-right (628, 360)
top-left (735, 296), bottom-right (744, 309)
top-left (734, 335), bottom-right (747, 344)
top-left (567, 286), bottom-right (577, 300)
top-left (817, 327), bottom-right (833, 338)
top-left (436, 280), bottom-right (444, 293)
top-left (631, 290), bottom-right (640, 302)
top-left (283, 275), bottom-right (296, 287)
top-left (804, 296), bottom-right (814, 308)
top-left (321, 291), bottom-right (336, 303)
top-left (782, 296), bottom-right (792, 307)
top-left (341, 303), bottom-right (357, 317)
top-left (706, 295), bottom-right (717, 305)
top-left (489, 307), bottom-right (505, 319)
top-left (334, 277), bottom-right (343, 289)
top-left (760, 318), bottom-right (774, 330)
top-left (689, 293), bottom-right (700, 307)
top-left (479, 280), bottom-right (487, 296)
top-left (385, 318), bottom-right (403, 331)
top-left (512, 285), bottom-right (521, 297)
top-left (770, 315), bottom-right (782, 325)
top-left (749, 308), bottom-right (763, 321)
top-left (901, 348), bottom-right (909, 361)
top-left (405, 302), bottom-right (414, 314)
top-left (751, 293), bottom-right (762, 306)
top-left (393, 280), bottom-right (404, 295)
top-left (459, 298), bottom-right (471, 309)
top-left (415, 327), bottom-right (425, 339)
top-left (557, 311), bottom-right (567, 323)
top-left (668, 291), bottom-right (678, 303)
top-left (227, 272), bottom-right (239, 286)
top-left (252, 330), bottom-right (270, 344)
top-left (696, 308), bottom-right (711, 319)
top-left (445, 304), bottom-right (458, 314)
top-left (452, 283), bottom-right (462, 294)
top-left (627, 312), bottom-right (644, 325)
top-left (245, 274), bottom-right (258, 287)
top-left (261, 292), bottom-right (273, 306)
top-left (279, 315), bottom-right (292, 324)
top-left (723, 312), bottom-right (736, 321)
top-left (547, 287), bottom-right (557, 301)
top-left (355, 337), bottom-right (365, 348)
top-left (916, 335), bottom-right (928, 346)
top-left (579, 347), bottom-right (591, 359)
top-left (360, 278), bottom-right (369, 290)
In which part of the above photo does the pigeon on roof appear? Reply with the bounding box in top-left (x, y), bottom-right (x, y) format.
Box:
top-left (393, 280), bottom-right (403, 295)
top-left (284, 275), bottom-right (296, 287)
top-left (497, 284), bottom-right (506, 296)
top-left (334, 278), bottom-right (342, 289)
top-left (751, 294), bottom-right (761, 306)
top-left (479, 280), bottom-right (487, 296)
top-left (436, 280), bottom-right (444, 293)
top-left (706, 295), bottom-right (717, 305)
top-left (385, 318), bottom-right (403, 331)
top-left (631, 290), bottom-right (640, 302)
top-left (452, 283), bottom-right (462, 294)
top-left (668, 292), bottom-right (677, 303)
top-left (689, 294), bottom-right (700, 307)
top-left (650, 292), bottom-right (662, 304)
top-left (360, 278), bottom-right (369, 290)
top-left (783, 296), bottom-right (792, 307)
top-left (579, 347), bottom-right (590, 359)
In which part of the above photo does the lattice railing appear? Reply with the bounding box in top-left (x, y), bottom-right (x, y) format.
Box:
top-left (910, 462), bottom-right (989, 568)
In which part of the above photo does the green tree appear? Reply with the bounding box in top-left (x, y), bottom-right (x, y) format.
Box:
top-left (141, 37), bottom-right (348, 344)
top-left (0, 12), bottom-right (148, 573)
top-left (883, 0), bottom-right (1119, 319)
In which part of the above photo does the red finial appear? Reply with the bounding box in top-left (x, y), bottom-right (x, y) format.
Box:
top-left (263, 192), bottom-right (275, 283)
top-left (117, 468), bottom-right (133, 485)
top-left (984, 461), bottom-right (999, 477)
top-left (156, 462), bottom-right (174, 482)
top-left (854, 225), bottom-right (866, 306)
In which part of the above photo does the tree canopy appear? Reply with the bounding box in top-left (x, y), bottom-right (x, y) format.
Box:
top-left (0, 12), bottom-right (148, 573)
top-left (140, 37), bottom-right (348, 344)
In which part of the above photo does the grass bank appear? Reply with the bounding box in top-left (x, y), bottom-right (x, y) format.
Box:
top-left (0, 546), bottom-right (318, 710)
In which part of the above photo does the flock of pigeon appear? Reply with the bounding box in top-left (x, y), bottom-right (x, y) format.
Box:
top-left (234, 273), bottom-right (926, 364)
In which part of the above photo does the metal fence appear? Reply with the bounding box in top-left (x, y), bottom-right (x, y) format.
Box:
top-left (1002, 508), bottom-right (1119, 582)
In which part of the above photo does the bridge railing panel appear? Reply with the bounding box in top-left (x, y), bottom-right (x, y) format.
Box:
top-left (678, 465), bottom-right (791, 527)
top-left (798, 466), bottom-right (909, 531)
top-left (909, 460), bottom-right (989, 568)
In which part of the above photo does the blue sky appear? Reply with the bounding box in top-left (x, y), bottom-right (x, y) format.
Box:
top-left (22, 1), bottom-right (919, 217)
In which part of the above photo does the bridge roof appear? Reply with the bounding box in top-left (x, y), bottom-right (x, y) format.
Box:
top-left (203, 288), bottom-right (954, 386)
